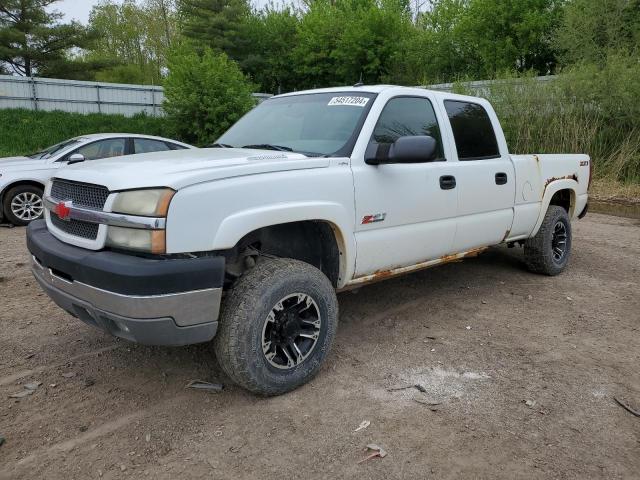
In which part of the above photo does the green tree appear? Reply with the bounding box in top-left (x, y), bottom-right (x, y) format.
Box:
top-left (241, 6), bottom-right (301, 94)
top-left (555, 0), bottom-right (640, 66)
top-left (293, 0), bottom-right (415, 89)
top-left (413, 0), bottom-right (563, 82)
top-left (292, 0), bottom-right (343, 88)
top-left (0, 0), bottom-right (89, 76)
top-left (459, 0), bottom-right (563, 77)
top-left (179, 0), bottom-right (251, 61)
top-left (334, 0), bottom-right (415, 84)
top-left (85, 0), bottom-right (178, 85)
top-left (163, 43), bottom-right (256, 144)
top-left (413, 0), bottom-right (474, 82)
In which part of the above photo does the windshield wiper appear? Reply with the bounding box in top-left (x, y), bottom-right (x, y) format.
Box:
top-left (242, 143), bottom-right (293, 152)
top-left (208, 143), bottom-right (234, 148)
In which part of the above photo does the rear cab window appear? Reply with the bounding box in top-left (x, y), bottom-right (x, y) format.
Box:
top-left (444, 100), bottom-right (500, 160)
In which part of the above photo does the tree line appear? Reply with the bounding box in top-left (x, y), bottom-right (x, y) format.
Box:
top-left (1, 0), bottom-right (638, 92)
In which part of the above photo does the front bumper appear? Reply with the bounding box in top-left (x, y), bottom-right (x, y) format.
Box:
top-left (27, 220), bottom-right (225, 346)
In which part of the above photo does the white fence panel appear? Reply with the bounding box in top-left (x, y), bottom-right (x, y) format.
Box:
top-left (0, 75), bottom-right (271, 117)
top-left (425, 75), bottom-right (557, 94)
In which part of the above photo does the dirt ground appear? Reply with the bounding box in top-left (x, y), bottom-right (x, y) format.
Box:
top-left (1, 213), bottom-right (639, 479)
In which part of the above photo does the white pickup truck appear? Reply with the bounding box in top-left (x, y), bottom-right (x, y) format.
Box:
top-left (27, 86), bottom-right (590, 395)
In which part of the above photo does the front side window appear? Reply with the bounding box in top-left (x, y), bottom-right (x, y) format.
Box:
top-left (444, 100), bottom-right (499, 160)
top-left (72, 138), bottom-right (126, 161)
top-left (371, 97), bottom-right (444, 161)
top-left (216, 92), bottom-right (375, 157)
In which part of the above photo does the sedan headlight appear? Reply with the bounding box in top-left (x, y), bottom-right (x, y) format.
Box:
top-left (111, 188), bottom-right (175, 216)
top-left (107, 188), bottom-right (174, 254)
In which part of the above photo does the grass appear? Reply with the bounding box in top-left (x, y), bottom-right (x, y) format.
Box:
top-left (590, 179), bottom-right (640, 203)
top-left (454, 70), bottom-right (640, 192)
top-left (0, 109), bottom-right (172, 157)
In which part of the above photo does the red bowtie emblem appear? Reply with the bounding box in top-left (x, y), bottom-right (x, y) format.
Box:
top-left (54, 201), bottom-right (72, 221)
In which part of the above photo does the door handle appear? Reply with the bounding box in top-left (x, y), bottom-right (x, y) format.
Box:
top-left (495, 172), bottom-right (508, 185)
top-left (439, 175), bottom-right (456, 190)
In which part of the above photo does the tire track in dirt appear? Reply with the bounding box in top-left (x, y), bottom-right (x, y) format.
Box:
top-left (4, 391), bottom-right (202, 478)
top-left (14, 411), bottom-right (143, 467)
top-left (0, 344), bottom-right (120, 386)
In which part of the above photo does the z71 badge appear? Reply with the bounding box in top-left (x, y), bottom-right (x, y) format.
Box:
top-left (361, 213), bottom-right (386, 224)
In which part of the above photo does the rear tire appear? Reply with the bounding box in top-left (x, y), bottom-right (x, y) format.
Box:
top-left (524, 205), bottom-right (572, 276)
top-left (214, 258), bottom-right (338, 396)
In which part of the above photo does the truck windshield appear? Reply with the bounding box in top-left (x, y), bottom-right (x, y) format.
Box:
top-left (216, 92), bottom-right (376, 157)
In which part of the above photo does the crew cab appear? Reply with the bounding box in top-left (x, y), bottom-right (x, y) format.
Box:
top-left (26, 86), bottom-right (590, 395)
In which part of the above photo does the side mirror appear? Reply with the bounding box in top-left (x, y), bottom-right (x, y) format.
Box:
top-left (365, 136), bottom-right (438, 165)
top-left (67, 153), bottom-right (85, 163)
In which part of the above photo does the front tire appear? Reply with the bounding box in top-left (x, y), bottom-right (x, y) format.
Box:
top-left (214, 258), bottom-right (338, 396)
top-left (524, 205), bottom-right (572, 276)
top-left (3, 185), bottom-right (44, 226)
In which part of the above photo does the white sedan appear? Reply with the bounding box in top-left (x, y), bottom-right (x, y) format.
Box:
top-left (0, 133), bottom-right (193, 225)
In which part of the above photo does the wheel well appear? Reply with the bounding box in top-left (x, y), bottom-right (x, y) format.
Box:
top-left (224, 221), bottom-right (342, 288)
top-left (1, 180), bottom-right (45, 212)
top-left (549, 189), bottom-right (574, 215)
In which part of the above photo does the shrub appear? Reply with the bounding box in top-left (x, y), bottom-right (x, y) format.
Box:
top-left (0, 109), bottom-right (170, 158)
top-left (163, 44), bottom-right (256, 145)
top-left (456, 61), bottom-right (640, 184)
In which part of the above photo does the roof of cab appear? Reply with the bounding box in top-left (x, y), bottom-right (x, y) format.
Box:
top-left (74, 133), bottom-right (193, 147)
top-left (273, 84), bottom-right (487, 104)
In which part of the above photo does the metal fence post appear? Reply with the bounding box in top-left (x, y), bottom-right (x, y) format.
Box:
top-left (151, 88), bottom-right (156, 116)
top-left (96, 84), bottom-right (102, 114)
top-left (30, 77), bottom-right (38, 111)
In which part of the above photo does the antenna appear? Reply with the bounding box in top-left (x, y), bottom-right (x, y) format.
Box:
top-left (354, 72), bottom-right (364, 87)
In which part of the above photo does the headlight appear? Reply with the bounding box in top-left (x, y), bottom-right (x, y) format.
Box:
top-left (112, 188), bottom-right (175, 216)
top-left (107, 188), bottom-right (174, 253)
top-left (106, 226), bottom-right (166, 254)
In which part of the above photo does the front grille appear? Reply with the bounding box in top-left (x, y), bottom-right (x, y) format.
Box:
top-left (50, 214), bottom-right (100, 240)
top-left (49, 179), bottom-right (108, 240)
top-left (51, 179), bottom-right (109, 210)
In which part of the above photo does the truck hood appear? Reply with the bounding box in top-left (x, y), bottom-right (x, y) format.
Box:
top-left (53, 148), bottom-right (331, 191)
top-left (0, 156), bottom-right (49, 172)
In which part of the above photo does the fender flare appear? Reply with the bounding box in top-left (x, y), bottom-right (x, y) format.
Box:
top-left (531, 179), bottom-right (577, 237)
top-left (212, 201), bottom-right (355, 287)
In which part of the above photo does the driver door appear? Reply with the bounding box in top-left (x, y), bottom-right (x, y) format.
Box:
top-left (351, 96), bottom-right (458, 277)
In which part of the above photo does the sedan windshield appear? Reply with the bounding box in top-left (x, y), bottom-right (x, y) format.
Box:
top-left (28, 138), bottom-right (82, 160)
top-left (216, 92), bottom-right (376, 157)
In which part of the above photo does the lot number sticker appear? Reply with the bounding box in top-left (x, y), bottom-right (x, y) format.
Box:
top-left (328, 96), bottom-right (370, 107)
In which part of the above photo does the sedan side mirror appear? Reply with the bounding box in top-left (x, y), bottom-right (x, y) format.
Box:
top-left (365, 136), bottom-right (438, 165)
top-left (67, 153), bottom-right (85, 163)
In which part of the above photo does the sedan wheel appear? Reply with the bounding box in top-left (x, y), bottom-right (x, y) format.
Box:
top-left (3, 185), bottom-right (45, 226)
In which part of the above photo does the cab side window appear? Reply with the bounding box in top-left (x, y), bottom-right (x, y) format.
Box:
top-left (444, 100), bottom-right (499, 160)
top-left (371, 97), bottom-right (444, 161)
top-left (72, 138), bottom-right (126, 161)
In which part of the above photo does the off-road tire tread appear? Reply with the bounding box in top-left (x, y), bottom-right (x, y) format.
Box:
top-left (213, 257), bottom-right (338, 396)
top-left (524, 205), bottom-right (571, 276)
